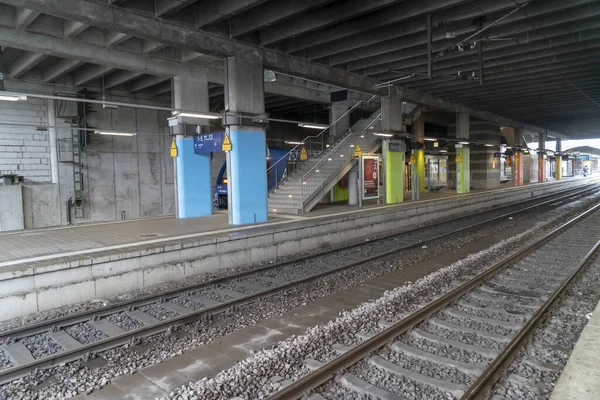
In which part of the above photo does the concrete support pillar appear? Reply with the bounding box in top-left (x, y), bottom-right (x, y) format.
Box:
top-left (538, 133), bottom-right (546, 183)
top-left (412, 116), bottom-right (426, 192)
top-left (172, 76), bottom-right (212, 218)
top-left (455, 113), bottom-right (470, 193)
top-left (348, 164), bottom-right (359, 206)
top-left (471, 128), bottom-right (500, 190)
top-left (47, 99), bottom-right (59, 184)
top-left (329, 101), bottom-right (350, 143)
top-left (556, 138), bottom-right (562, 180)
top-left (224, 54), bottom-right (267, 225)
top-left (382, 92), bottom-right (404, 133)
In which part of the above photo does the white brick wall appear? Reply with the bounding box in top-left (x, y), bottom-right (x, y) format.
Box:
top-left (0, 99), bottom-right (51, 182)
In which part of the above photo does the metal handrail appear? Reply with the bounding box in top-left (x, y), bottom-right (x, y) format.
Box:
top-left (300, 109), bottom-right (382, 183)
top-left (266, 95), bottom-right (378, 178)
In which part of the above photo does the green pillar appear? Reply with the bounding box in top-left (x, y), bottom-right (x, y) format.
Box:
top-left (416, 149), bottom-right (426, 192)
top-left (385, 141), bottom-right (405, 204)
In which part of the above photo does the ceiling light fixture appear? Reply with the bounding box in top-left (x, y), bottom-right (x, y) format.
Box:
top-left (298, 123), bottom-right (328, 130)
top-left (373, 132), bottom-right (393, 137)
top-left (459, 141), bottom-right (470, 145)
top-left (423, 138), bottom-right (437, 142)
top-left (172, 110), bottom-right (221, 119)
top-left (484, 144), bottom-right (494, 147)
top-left (0, 93), bottom-right (27, 102)
top-left (285, 141), bottom-right (304, 145)
top-left (95, 130), bottom-right (137, 137)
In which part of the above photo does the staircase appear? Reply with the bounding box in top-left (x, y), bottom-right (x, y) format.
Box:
top-left (268, 109), bottom-right (382, 214)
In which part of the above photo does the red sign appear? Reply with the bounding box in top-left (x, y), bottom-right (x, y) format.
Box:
top-left (363, 157), bottom-right (378, 194)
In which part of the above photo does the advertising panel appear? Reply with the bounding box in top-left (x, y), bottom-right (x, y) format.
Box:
top-left (361, 155), bottom-right (380, 200)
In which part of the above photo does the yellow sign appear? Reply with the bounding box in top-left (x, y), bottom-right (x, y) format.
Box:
top-left (222, 133), bottom-right (232, 152)
top-left (170, 139), bottom-right (177, 157)
top-left (300, 146), bottom-right (308, 161)
top-left (409, 154), bottom-right (416, 164)
top-left (354, 144), bottom-right (363, 157)
top-left (514, 153), bottom-right (520, 161)
top-left (455, 154), bottom-right (463, 163)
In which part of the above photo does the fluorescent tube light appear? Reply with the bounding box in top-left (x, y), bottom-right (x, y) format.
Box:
top-left (423, 138), bottom-right (437, 142)
top-left (95, 130), bottom-right (137, 137)
top-left (484, 144), bottom-right (494, 147)
top-left (298, 123), bottom-right (328, 129)
top-left (172, 110), bottom-right (221, 119)
top-left (373, 132), bottom-right (393, 137)
top-left (459, 141), bottom-right (470, 145)
top-left (285, 141), bottom-right (304, 145)
top-left (0, 94), bottom-right (27, 102)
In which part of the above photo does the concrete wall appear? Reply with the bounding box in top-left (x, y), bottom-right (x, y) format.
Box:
top-left (0, 79), bottom-right (175, 229)
top-left (0, 98), bottom-right (51, 182)
top-left (0, 185), bottom-right (24, 231)
top-left (0, 177), bottom-right (593, 320)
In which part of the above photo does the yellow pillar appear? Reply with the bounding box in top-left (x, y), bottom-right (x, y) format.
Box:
top-left (556, 156), bottom-right (562, 180)
top-left (416, 149), bottom-right (425, 192)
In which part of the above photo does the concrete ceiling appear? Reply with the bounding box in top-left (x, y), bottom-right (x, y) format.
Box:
top-left (0, 0), bottom-right (598, 137)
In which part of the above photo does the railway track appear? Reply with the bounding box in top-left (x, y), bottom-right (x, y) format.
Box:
top-left (0, 184), bottom-right (598, 386)
top-left (265, 202), bottom-right (600, 400)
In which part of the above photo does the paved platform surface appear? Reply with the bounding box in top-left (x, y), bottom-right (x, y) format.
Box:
top-left (551, 298), bottom-right (600, 400)
top-left (72, 222), bottom-right (528, 399)
top-left (0, 180), bottom-right (548, 268)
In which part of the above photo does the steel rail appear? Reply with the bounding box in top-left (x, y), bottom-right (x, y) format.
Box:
top-left (265, 202), bottom-right (600, 400)
top-left (0, 185), bottom-right (597, 384)
top-left (462, 240), bottom-right (600, 399)
top-left (2, 184), bottom-right (595, 342)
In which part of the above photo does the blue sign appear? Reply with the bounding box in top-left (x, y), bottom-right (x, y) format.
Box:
top-left (194, 132), bottom-right (224, 154)
top-left (575, 155), bottom-right (590, 160)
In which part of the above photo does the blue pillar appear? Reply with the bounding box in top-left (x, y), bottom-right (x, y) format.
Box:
top-left (229, 128), bottom-right (267, 224)
top-left (175, 136), bottom-right (212, 218)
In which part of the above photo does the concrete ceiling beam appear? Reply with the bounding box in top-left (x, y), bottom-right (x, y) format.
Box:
top-left (15, 8), bottom-right (39, 30)
top-left (150, 81), bottom-right (171, 96)
top-left (318, 0), bottom-right (594, 63)
top-left (6, 51), bottom-right (45, 78)
top-left (362, 17), bottom-right (600, 77)
top-left (0, 0), bottom-right (383, 95)
top-left (404, 42), bottom-right (600, 90)
top-left (74, 64), bottom-right (117, 86)
top-left (284, 0), bottom-right (473, 54)
top-left (154, 0), bottom-right (196, 17)
top-left (416, 60), bottom-right (600, 95)
top-left (63, 20), bottom-right (87, 38)
top-left (103, 70), bottom-right (143, 89)
top-left (259, 0), bottom-right (398, 47)
top-left (439, 74), bottom-right (600, 101)
top-left (127, 75), bottom-right (170, 92)
top-left (43, 58), bottom-right (82, 82)
top-left (195, 0), bottom-right (270, 28)
top-left (230, 0), bottom-right (335, 37)
top-left (346, 4), bottom-right (600, 72)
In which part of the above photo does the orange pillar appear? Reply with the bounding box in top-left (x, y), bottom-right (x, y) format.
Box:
top-left (513, 152), bottom-right (523, 186)
top-left (538, 153), bottom-right (545, 183)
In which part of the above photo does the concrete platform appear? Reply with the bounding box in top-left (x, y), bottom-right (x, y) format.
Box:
top-left (72, 216), bottom-right (532, 399)
top-left (0, 177), bottom-right (595, 321)
top-left (551, 298), bottom-right (600, 400)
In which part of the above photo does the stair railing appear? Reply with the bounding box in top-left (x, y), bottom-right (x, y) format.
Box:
top-left (300, 109), bottom-right (382, 210)
top-left (267, 95), bottom-right (378, 193)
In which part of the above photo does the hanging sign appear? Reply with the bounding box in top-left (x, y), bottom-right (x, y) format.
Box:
top-left (170, 139), bottom-right (178, 157)
top-left (354, 144), bottom-right (363, 157)
top-left (455, 154), bottom-right (463, 163)
top-left (388, 141), bottom-right (406, 152)
top-left (194, 132), bottom-right (224, 154)
top-left (300, 146), bottom-right (308, 161)
top-left (222, 133), bottom-right (232, 152)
